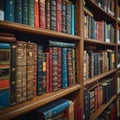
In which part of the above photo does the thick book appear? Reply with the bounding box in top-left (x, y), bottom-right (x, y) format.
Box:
top-left (56, 0), bottom-right (62, 32)
top-left (28, 0), bottom-right (34, 26)
top-left (22, 0), bottom-right (28, 25)
top-left (0, 0), bottom-right (4, 21)
top-left (5, 0), bottom-right (14, 22)
top-left (39, 0), bottom-right (46, 28)
top-left (32, 99), bottom-right (71, 120)
top-left (14, 0), bottom-right (22, 23)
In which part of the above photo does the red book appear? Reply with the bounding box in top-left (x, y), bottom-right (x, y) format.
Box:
top-left (46, 52), bottom-right (50, 93)
top-left (39, 0), bottom-right (46, 28)
top-left (0, 80), bottom-right (9, 90)
top-left (34, 0), bottom-right (39, 28)
top-left (56, 0), bottom-right (62, 32)
top-left (49, 47), bottom-right (52, 92)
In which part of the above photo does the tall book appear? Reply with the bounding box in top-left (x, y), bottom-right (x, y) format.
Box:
top-left (0, 0), bottom-right (4, 21)
top-left (22, 0), bottom-right (28, 25)
top-left (37, 45), bottom-right (43, 95)
top-left (50, 0), bottom-right (57, 31)
top-left (5, 0), bottom-right (14, 22)
top-left (45, 0), bottom-right (50, 29)
top-left (39, 0), bottom-right (46, 28)
top-left (34, 0), bottom-right (39, 27)
top-left (16, 41), bottom-right (27, 103)
top-left (71, 4), bottom-right (75, 35)
top-left (14, 0), bottom-right (22, 23)
top-left (28, 0), bottom-right (34, 26)
top-left (56, 0), bottom-right (62, 32)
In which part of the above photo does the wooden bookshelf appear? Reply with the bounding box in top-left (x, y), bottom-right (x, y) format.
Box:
top-left (0, 0), bottom-right (119, 120)
top-left (90, 95), bottom-right (117, 120)
top-left (84, 69), bottom-right (117, 86)
top-left (0, 85), bottom-right (81, 120)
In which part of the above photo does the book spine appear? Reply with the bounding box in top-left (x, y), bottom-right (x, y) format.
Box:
top-left (22, 0), bottom-right (28, 25)
top-left (39, 0), bottom-right (46, 28)
top-left (28, 0), bottom-right (34, 26)
top-left (37, 45), bottom-right (43, 95)
top-left (0, 0), bottom-right (4, 21)
top-left (14, 0), bottom-right (22, 23)
top-left (34, 0), bottom-right (39, 27)
top-left (46, 52), bottom-right (50, 93)
top-left (57, 47), bottom-right (62, 90)
top-left (66, 1), bottom-right (72, 34)
top-left (5, 0), bottom-right (14, 22)
top-left (50, 0), bottom-right (57, 31)
top-left (45, 0), bottom-right (50, 29)
top-left (56, 0), bottom-right (62, 32)
top-left (49, 47), bottom-right (53, 92)
top-left (52, 47), bottom-right (58, 91)
top-left (62, 48), bottom-right (68, 88)
top-left (71, 4), bottom-right (75, 35)
top-left (67, 48), bottom-right (73, 87)
top-left (62, 0), bottom-right (67, 33)
top-left (42, 52), bottom-right (46, 93)
top-left (10, 42), bottom-right (16, 105)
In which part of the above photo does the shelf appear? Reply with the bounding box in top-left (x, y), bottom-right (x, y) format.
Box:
top-left (85, 0), bottom-right (116, 23)
top-left (84, 38), bottom-right (116, 47)
top-left (84, 7), bottom-right (93, 17)
top-left (0, 84), bottom-right (81, 120)
top-left (90, 95), bottom-right (116, 120)
top-left (0, 21), bottom-right (80, 41)
top-left (84, 69), bottom-right (117, 86)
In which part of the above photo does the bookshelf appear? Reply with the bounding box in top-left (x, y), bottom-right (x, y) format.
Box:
top-left (0, 0), bottom-right (119, 120)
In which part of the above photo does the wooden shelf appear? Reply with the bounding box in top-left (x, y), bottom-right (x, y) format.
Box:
top-left (84, 38), bottom-right (116, 47)
top-left (84, 69), bottom-right (117, 86)
top-left (90, 95), bottom-right (117, 120)
top-left (0, 21), bottom-right (80, 40)
top-left (85, 0), bottom-right (116, 23)
top-left (0, 84), bottom-right (81, 120)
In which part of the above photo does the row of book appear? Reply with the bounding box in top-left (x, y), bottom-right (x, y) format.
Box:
top-left (84, 78), bottom-right (114, 120)
top-left (0, 33), bottom-right (77, 109)
top-left (12, 98), bottom-right (83, 120)
top-left (84, 49), bottom-right (115, 81)
top-left (0, 0), bottom-right (75, 35)
top-left (96, 104), bottom-right (115, 120)
top-left (92, 0), bottom-right (115, 16)
top-left (84, 14), bottom-right (115, 43)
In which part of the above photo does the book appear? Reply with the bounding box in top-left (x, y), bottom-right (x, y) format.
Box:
top-left (5, 0), bottom-right (14, 22)
top-left (0, 0), bottom-right (4, 21)
top-left (71, 4), bottom-right (75, 35)
top-left (34, 0), bottom-right (39, 28)
top-left (32, 99), bottom-right (71, 120)
top-left (39, 0), bottom-right (46, 28)
top-left (22, 0), bottom-right (28, 25)
top-left (14, 0), bottom-right (22, 23)
top-left (28, 0), bottom-right (34, 26)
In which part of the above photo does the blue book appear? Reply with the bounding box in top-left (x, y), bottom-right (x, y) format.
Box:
top-left (34, 99), bottom-right (71, 120)
top-left (0, 89), bottom-right (10, 109)
top-left (37, 45), bottom-right (43, 95)
top-left (5, 0), bottom-right (14, 22)
top-left (62, 48), bottom-right (68, 88)
top-left (49, 40), bottom-right (76, 48)
top-left (0, 43), bottom-right (10, 49)
top-left (71, 4), bottom-right (75, 35)
top-left (14, 0), bottom-right (22, 23)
